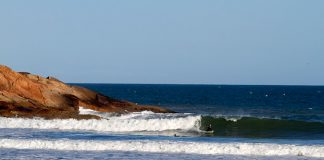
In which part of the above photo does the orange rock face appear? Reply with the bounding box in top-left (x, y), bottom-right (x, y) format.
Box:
top-left (0, 65), bottom-right (173, 119)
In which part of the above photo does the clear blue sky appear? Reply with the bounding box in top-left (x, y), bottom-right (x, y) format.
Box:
top-left (1, 0), bottom-right (323, 85)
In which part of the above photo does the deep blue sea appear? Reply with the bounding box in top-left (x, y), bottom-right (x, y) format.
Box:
top-left (1, 84), bottom-right (324, 159)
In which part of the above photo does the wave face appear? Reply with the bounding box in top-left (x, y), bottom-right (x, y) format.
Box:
top-left (200, 116), bottom-right (324, 139)
top-left (1, 139), bottom-right (324, 158)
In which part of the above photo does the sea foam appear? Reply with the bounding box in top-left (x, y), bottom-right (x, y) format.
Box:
top-left (1, 139), bottom-right (324, 158)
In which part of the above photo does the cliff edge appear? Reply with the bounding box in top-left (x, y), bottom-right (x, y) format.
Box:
top-left (0, 65), bottom-right (173, 119)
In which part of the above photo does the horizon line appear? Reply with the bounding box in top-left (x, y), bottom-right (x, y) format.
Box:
top-left (67, 82), bottom-right (324, 87)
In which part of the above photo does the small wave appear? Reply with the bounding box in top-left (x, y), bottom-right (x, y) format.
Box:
top-left (0, 139), bottom-right (324, 158)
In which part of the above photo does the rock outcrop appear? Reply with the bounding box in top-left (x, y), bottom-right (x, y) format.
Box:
top-left (0, 65), bottom-right (173, 119)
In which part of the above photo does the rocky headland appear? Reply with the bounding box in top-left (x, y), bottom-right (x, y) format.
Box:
top-left (0, 65), bottom-right (173, 119)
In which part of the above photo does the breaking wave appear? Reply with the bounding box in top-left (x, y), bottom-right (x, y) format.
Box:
top-left (0, 110), bottom-right (201, 132)
top-left (1, 139), bottom-right (324, 158)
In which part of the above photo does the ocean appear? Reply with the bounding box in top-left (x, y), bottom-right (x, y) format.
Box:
top-left (1, 84), bottom-right (324, 159)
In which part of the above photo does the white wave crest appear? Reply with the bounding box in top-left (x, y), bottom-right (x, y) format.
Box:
top-left (1, 139), bottom-right (324, 158)
top-left (0, 111), bottom-right (201, 132)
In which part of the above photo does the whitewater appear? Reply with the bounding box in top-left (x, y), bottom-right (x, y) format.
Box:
top-left (1, 139), bottom-right (324, 157)
top-left (0, 109), bottom-right (201, 132)
top-left (1, 109), bottom-right (324, 159)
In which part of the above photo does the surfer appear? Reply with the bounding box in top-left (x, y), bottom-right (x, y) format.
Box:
top-left (206, 124), bottom-right (213, 132)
